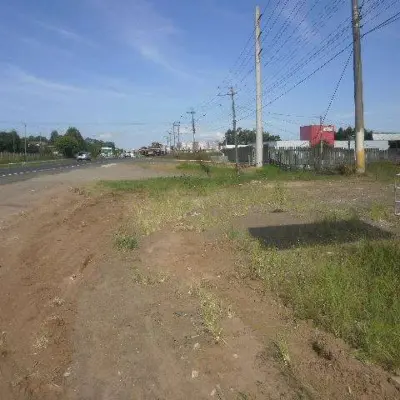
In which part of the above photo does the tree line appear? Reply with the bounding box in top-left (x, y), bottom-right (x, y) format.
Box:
top-left (335, 126), bottom-right (373, 140)
top-left (223, 128), bottom-right (281, 145)
top-left (0, 127), bottom-right (115, 158)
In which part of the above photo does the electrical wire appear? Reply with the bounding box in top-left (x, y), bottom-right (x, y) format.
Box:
top-left (321, 49), bottom-right (353, 124)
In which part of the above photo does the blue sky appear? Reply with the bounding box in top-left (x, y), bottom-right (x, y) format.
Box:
top-left (0, 0), bottom-right (399, 148)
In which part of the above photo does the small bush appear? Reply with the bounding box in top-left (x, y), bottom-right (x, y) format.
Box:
top-left (336, 164), bottom-right (356, 176)
top-left (114, 233), bottom-right (139, 250)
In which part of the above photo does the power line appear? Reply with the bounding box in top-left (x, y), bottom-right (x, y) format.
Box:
top-left (237, 41), bottom-right (354, 122)
top-left (321, 50), bottom-right (353, 124)
top-left (362, 8), bottom-right (400, 34)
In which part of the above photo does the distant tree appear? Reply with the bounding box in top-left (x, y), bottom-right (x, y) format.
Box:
top-left (103, 141), bottom-right (115, 149)
top-left (335, 126), bottom-right (373, 140)
top-left (55, 135), bottom-right (80, 158)
top-left (223, 127), bottom-right (280, 145)
top-left (65, 127), bottom-right (85, 150)
top-left (0, 130), bottom-right (21, 152)
top-left (151, 142), bottom-right (162, 148)
top-left (50, 130), bottom-right (60, 144)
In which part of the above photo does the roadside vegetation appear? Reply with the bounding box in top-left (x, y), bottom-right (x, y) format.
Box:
top-left (236, 232), bottom-right (400, 370)
top-left (101, 161), bottom-right (400, 370)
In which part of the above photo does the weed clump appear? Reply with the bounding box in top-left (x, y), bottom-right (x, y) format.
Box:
top-left (114, 234), bottom-right (139, 250)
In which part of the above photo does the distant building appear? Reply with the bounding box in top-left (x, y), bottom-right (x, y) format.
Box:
top-left (300, 125), bottom-right (335, 146)
top-left (372, 132), bottom-right (400, 148)
top-left (334, 140), bottom-right (390, 151)
top-left (267, 140), bottom-right (309, 149)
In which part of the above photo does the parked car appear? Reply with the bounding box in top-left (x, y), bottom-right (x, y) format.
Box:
top-left (76, 152), bottom-right (91, 161)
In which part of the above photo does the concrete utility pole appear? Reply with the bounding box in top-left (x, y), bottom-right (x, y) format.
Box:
top-left (230, 87), bottom-right (238, 169)
top-left (218, 87), bottom-right (238, 167)
top-left (255, 5), bottom-right (263, 167)
top-left (176, 122), bottom-right (180, 150)
top-left (173, 121), bottom-right (180, 151)
top-left (23, 123), bottom-right (27, 161)
top-left (351, 0), bottom-right (365, 173)
top-left (172, 122), bottom-right (176, 149)
top-left (187, 110), bottom-right (196, 152)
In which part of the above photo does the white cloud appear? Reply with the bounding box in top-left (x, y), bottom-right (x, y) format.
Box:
top-left (32, 19), bottom-right (97, 48)
top-left (0, 64), bottom-right (128, 99)
top-left (89, 0), bottom-right (190, 78)
top-left (3, 65), bottom-right (84, 94)
top-left (20, 37), bottom-right (74, 57)
top-left (98, 132), bottom-right (114, 140)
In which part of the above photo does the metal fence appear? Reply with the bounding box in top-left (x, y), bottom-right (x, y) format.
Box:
top-left (222, 145), bottom-right (397, 169)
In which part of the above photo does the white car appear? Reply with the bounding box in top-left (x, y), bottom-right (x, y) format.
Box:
top-left (76, 152), bottom-right (91, 161)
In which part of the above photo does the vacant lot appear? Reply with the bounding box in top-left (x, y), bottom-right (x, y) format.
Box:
top-left (0, 162), bottom-right (399, 399)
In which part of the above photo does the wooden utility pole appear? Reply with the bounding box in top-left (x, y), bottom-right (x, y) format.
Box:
top-left (351, 0), bottom-right (365, 173)
top-left (255, 5), bottom-right (263, 167)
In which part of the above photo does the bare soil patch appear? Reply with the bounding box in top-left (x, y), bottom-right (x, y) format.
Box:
top-left (0, 177), bottom-right (399, 399)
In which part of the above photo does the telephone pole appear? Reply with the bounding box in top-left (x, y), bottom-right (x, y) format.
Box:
top-left (23, 123), bottom-right (27, 161)
top-left (351, 0), bottom-right (365, 173)
top-left (255, 5), bottom-right (263, 167)
top-left (187, 110), bottom-right (196, 152)
top-left (177, 122), bottom-right (180, 150)
top-left (173, 121), bottom-right (180, 151)
top-left (231, 87), bottom-right (238, 169)
top-left (172, 122), bottom-right (176, 150)
top-left (219, 87), bottom-right (238, 168)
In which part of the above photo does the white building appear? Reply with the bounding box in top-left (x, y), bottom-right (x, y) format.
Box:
top-left (334, 140), bottom-right (390, 151)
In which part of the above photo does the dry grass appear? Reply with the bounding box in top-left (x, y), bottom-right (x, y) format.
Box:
top-left (199, 290), bottom-right (223, 342)
top-left (272, 335), bottom-right (291, 367)
top-left (131, 266), bottom-right (169, 285)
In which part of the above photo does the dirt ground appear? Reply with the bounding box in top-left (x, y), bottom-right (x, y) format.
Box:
top-left (0, 169), bottom-right (399, 399)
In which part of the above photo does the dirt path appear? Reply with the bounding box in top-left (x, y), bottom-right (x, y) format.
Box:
top-left (0, 161), bottom-right (167, 226)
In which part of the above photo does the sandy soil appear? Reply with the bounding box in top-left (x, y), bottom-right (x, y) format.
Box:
top-left (0, 172), bottom-right (399, 399)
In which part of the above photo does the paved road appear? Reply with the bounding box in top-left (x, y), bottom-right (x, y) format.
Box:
top-left (0, 158), bottom-right (130, 185)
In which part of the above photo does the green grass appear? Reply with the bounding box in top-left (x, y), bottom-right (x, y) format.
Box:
top-left (100, 163), bottom-right (334, 197)
top-left (241, 235), bottom-right (400, 370)
top-left (369, 202), bottom-right (390, 221)
top-left (0, 157), bottom-right (65, 168)
top-left (114, 233), bottom-right (139, 250)
top-left (367, 161), bottom-right (400, 182)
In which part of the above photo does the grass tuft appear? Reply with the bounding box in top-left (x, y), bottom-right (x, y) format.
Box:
top-left (369, 202), bottom-right (390, 221)
top-left (114, 233), bottom-right (139, 250)
top-left (272, 335), bottom-right (291, 367)
top-left (199, 290), bottom-right (223, 342)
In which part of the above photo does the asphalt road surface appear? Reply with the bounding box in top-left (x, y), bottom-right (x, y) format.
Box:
top-left (0, 158), bottom-right (130, 185)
